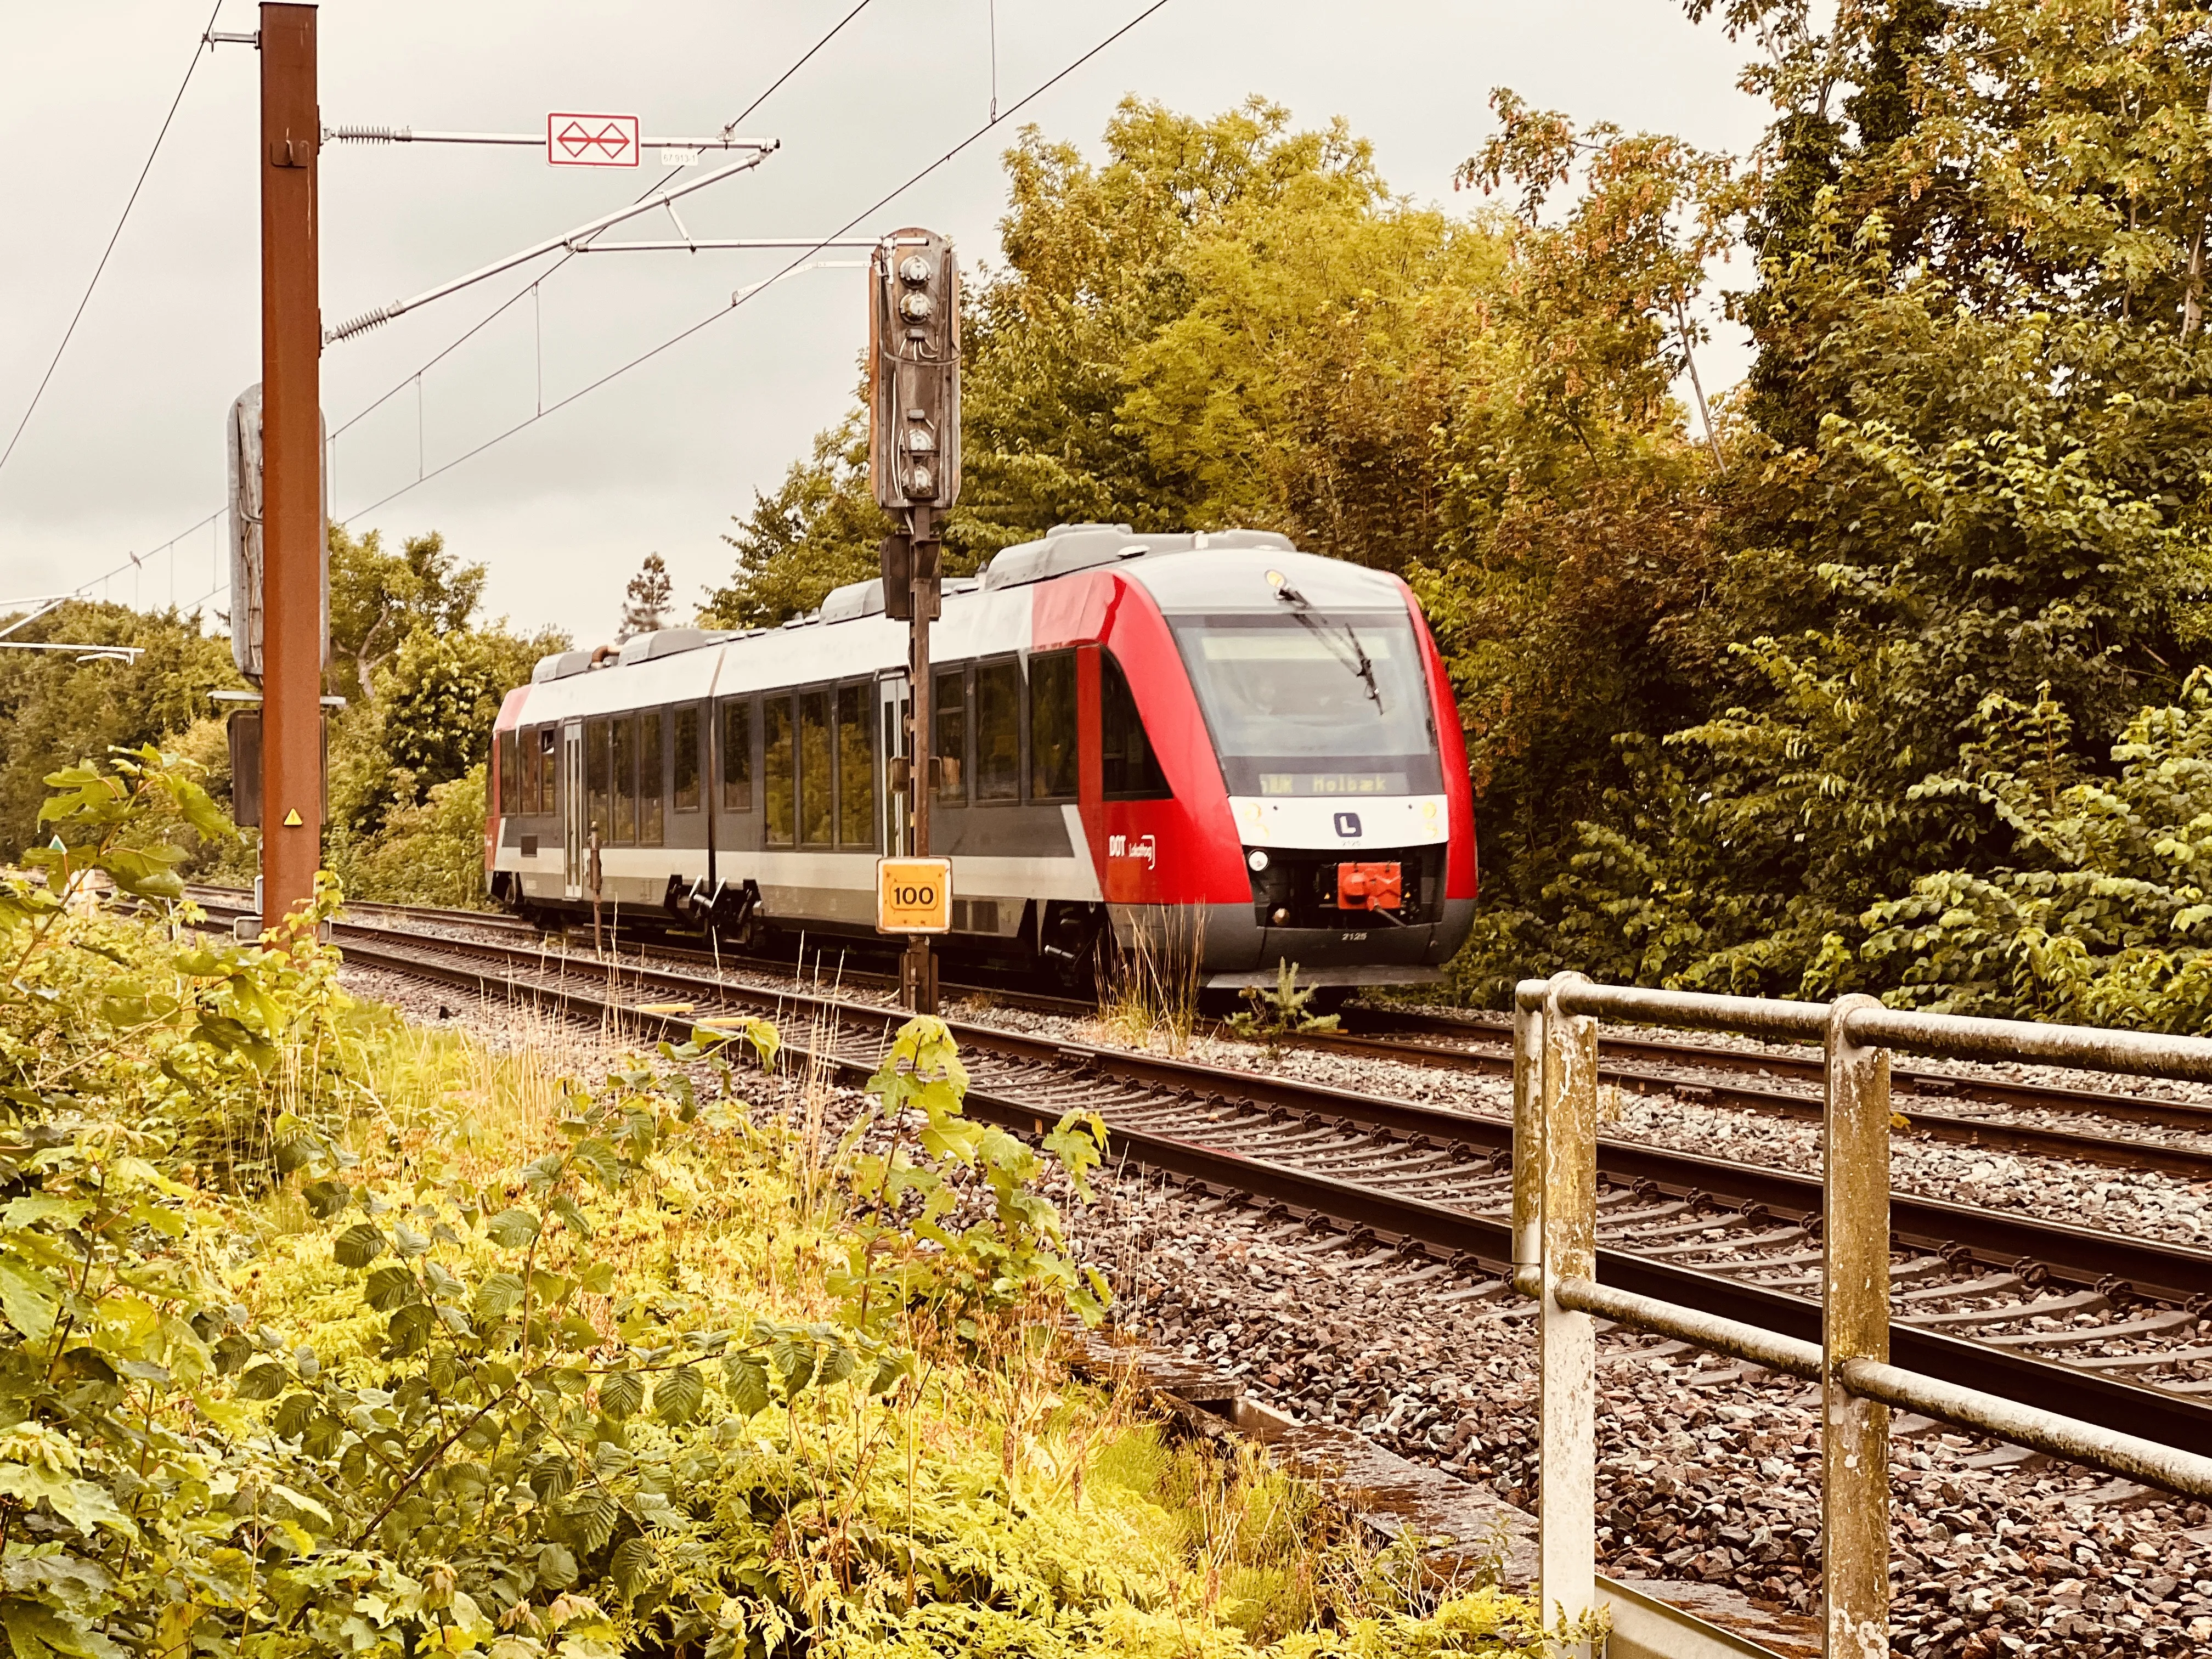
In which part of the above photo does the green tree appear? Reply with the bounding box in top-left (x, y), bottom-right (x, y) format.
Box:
top-left (1531, 1), bottom-right (2212, 1001)
top-left (379, 624), bottom-right (551, 794)
top-left (326, 524), bottom-right (486, 706)
top-left (617, 550), bottom-right (674, 638)
top-left (0, 600), bottom-right (242, 855)
top-left (701, 410), bottom-right (892, 628)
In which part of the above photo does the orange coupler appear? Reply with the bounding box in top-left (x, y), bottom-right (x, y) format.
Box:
top-left (1336, 861), bottom-right (1403, 911)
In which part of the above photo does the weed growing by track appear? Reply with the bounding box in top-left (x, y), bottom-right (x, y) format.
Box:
top-left (0, 747), bottom-right (1547, 1657)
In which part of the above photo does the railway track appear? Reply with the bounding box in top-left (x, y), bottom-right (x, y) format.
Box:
top-left (229, 905), bottom-right (2212, 1469)
top-left (184, 887), bottom-right (2212, 1176)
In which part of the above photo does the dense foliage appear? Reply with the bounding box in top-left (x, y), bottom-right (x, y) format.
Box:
top-left (0, 527), bottom-right (565, 911)
top-left (713, 10), bottom-right (2212, 1026)
top-left (0, 748), bottom-right (1542, 1657)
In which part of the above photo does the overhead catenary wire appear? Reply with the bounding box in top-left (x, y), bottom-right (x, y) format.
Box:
top-left (338, 0), bottom-right (1177, 523)
top-left (0, 0), bottom-right (224, 483)
top-left (61, 0), bottom-right (888, 617)
top-left (329, 0), bottom-right (884, 448)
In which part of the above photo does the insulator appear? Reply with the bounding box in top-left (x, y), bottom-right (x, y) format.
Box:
top-left (329, 124), bottom-right (406, 144)
top-left (326, 305), bottom-right (399, 344)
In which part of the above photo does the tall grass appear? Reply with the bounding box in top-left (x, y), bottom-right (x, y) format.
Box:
top-left (1097, 908), bottom-right (1205, 1055)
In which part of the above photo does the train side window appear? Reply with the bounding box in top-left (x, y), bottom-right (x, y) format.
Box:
top-left (763, 697), bottom-right (794, 845)
top-left (1029, 651), bottom-right (1077, 800)
top-left (612, 715), bottom-right (639, 844)
top-left (673, 705), bottom-right (701, 812)
top-left (836, 683), bottom-right (874, 848)
top-left (640, 709), bottom-right (664, 847)
top-left (721, 698), bottom-right (754, 811)
top-left (586, 716), bottom-right (612, 839)
top-left (934, 668), bottom-right (967, 800)
top-left (498, 729), bottom-right (518, 816)
top-left (537, 726), bottom-right (557, 814)
top-left (798, 688), bottom-right (833, 846)
top-left (975, 658), bottom-right (1022, 802)
top-left (1102, 650), bottom-right (1170, 798)
top-left (517, 726), bottom-right (535, 815)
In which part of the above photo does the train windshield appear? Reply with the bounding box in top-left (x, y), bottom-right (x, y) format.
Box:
top-left (1169, 610), bottom-right (1441, 797)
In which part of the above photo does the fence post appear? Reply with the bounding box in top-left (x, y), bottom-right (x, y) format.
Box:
top-left (1540, 972), bottom-right (1598, 1651)
top-left (1825, 994), bottom-right (1892, 1659)
top-left (1513, 979), bottom-right (1548, 1274)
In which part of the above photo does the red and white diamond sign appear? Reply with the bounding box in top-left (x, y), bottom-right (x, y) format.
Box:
top-left (546, 112), bottom-right (639, 168)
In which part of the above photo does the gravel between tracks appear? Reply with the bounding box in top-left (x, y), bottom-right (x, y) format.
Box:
top-left (936, 997), bottom-right (2212, 1252)
top-left (341, 963), bottom-right (2212, 1655)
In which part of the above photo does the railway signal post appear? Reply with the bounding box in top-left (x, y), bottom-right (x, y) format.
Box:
top-left (870, 229), bottom-right (961, 1013)
top-left (258, 3), bottom-right (324, 935)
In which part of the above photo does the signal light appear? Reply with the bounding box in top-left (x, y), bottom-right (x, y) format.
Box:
top-left (869, 228), bottom-right (961, 516)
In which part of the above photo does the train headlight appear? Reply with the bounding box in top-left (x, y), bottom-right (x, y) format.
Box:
top-left (1247, 848), bottom-right (1269, 872)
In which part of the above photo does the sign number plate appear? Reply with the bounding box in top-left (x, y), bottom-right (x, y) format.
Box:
top-left (547, 112), bottom-right (640, 168)
top-left (877, 857), bottom-right (952, 934)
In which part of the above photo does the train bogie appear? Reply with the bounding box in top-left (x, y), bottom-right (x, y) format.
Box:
top-left (486, 524), bottom-right (1478, 992)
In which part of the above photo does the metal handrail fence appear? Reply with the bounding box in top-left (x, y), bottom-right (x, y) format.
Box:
top-left (1511, 974), bottom-right (2212, 1657)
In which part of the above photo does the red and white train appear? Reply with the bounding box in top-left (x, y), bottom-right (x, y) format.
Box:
top-left (485, 523), bottom-right (1477, 993)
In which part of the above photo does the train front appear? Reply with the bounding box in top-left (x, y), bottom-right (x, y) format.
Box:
top-left (1109, 548), bottom-right (1477, 992)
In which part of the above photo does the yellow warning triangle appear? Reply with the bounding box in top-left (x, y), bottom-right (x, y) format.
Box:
top-left (283, 809), bottom-right (303, 827)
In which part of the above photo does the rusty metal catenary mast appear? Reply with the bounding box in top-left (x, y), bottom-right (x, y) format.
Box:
top-left (258, 3), bottom-right (323, 935)
top-left (871, 229), bottom-right (961, 1013)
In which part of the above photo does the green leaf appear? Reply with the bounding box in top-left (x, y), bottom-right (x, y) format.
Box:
top-left (486, 1207), bottom-right (541, 1249)
top-left (0, 1259), bottom-right (58, 1343)
top-left (815, 1343), bottom-right (857, 1387)
top-left (94, 845), bottom-right (185, 902)
top-left (562, 1492), bottom-right (617, 1553)
top-left (272, 1392), bottom-right (316, 1439)
top-left (3, 1598), bottom-right (128, 1659)
top-left (300, 1179), bottom-right (352, 1220)
top-left (868, 1350), bottom-right (912, 1396)
top-left (577, 1260), bottom-right (617, 1296)
top-left (598, 1369), bottom-right (644, 1421)
top-left (473, 1272), bottom-right (526, 1321)
top-left (537, 1541), bottom-right (579, 1589)
top-left (610, 1534), bottom-right (658, 1597)
top-left (0, 1198), bottom-right (90, 1231)
top-left (332, 1223), bottom-right (387, 1268)
top-left (364, 1265), bottom-right (418, 1311)
top-left (386, 1303), bottom-right (436, 1356)
top-left (651, 1364), bottom-right (704, 1425)
top-left (723, 1355), bottom-right (770, 1417)
top-left (211, 1333), bottom-right (253, 1375)
top-left (270, 1482), bottom-right (333, 1528)
top-left (233, 1361), bottom-right (289, 1401)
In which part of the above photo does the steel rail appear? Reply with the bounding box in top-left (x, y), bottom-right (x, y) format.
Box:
top-left (310, 920), bottom-right (2212, 1299)
top-left (198, 884), bottom-right (2212, 1156)
top-left (318, 926), bottom-right (2212, 1468)
top-left (1347, 1008), bottom-right (2212, 1134)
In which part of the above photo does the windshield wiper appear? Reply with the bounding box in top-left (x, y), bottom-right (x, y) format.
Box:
top-left (1274, 586), bottom-right (1383, 711)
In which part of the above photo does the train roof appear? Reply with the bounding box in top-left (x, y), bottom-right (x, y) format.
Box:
top-left (523, 523), bottom-right (1408, 694)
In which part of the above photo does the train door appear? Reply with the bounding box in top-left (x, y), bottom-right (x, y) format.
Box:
top-left (878, 673), bottom-right (910, 855)
top-left (561, 721), bottom-right (585, 900)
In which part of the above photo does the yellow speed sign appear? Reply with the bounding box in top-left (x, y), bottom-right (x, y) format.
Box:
top-left (876, 856), bottom-right (952, 934)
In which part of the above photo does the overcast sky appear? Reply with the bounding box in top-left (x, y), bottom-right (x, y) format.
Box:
top-left (0, 1), bottom-right (1770, 647)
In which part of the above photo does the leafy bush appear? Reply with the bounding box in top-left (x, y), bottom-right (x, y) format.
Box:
top-left (1863, 671), bottom-right (2212, 1028)
top-left (0, 747), bottom-right (1544, 1657)
top-left (330, 764), bottom-right (492, 911)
